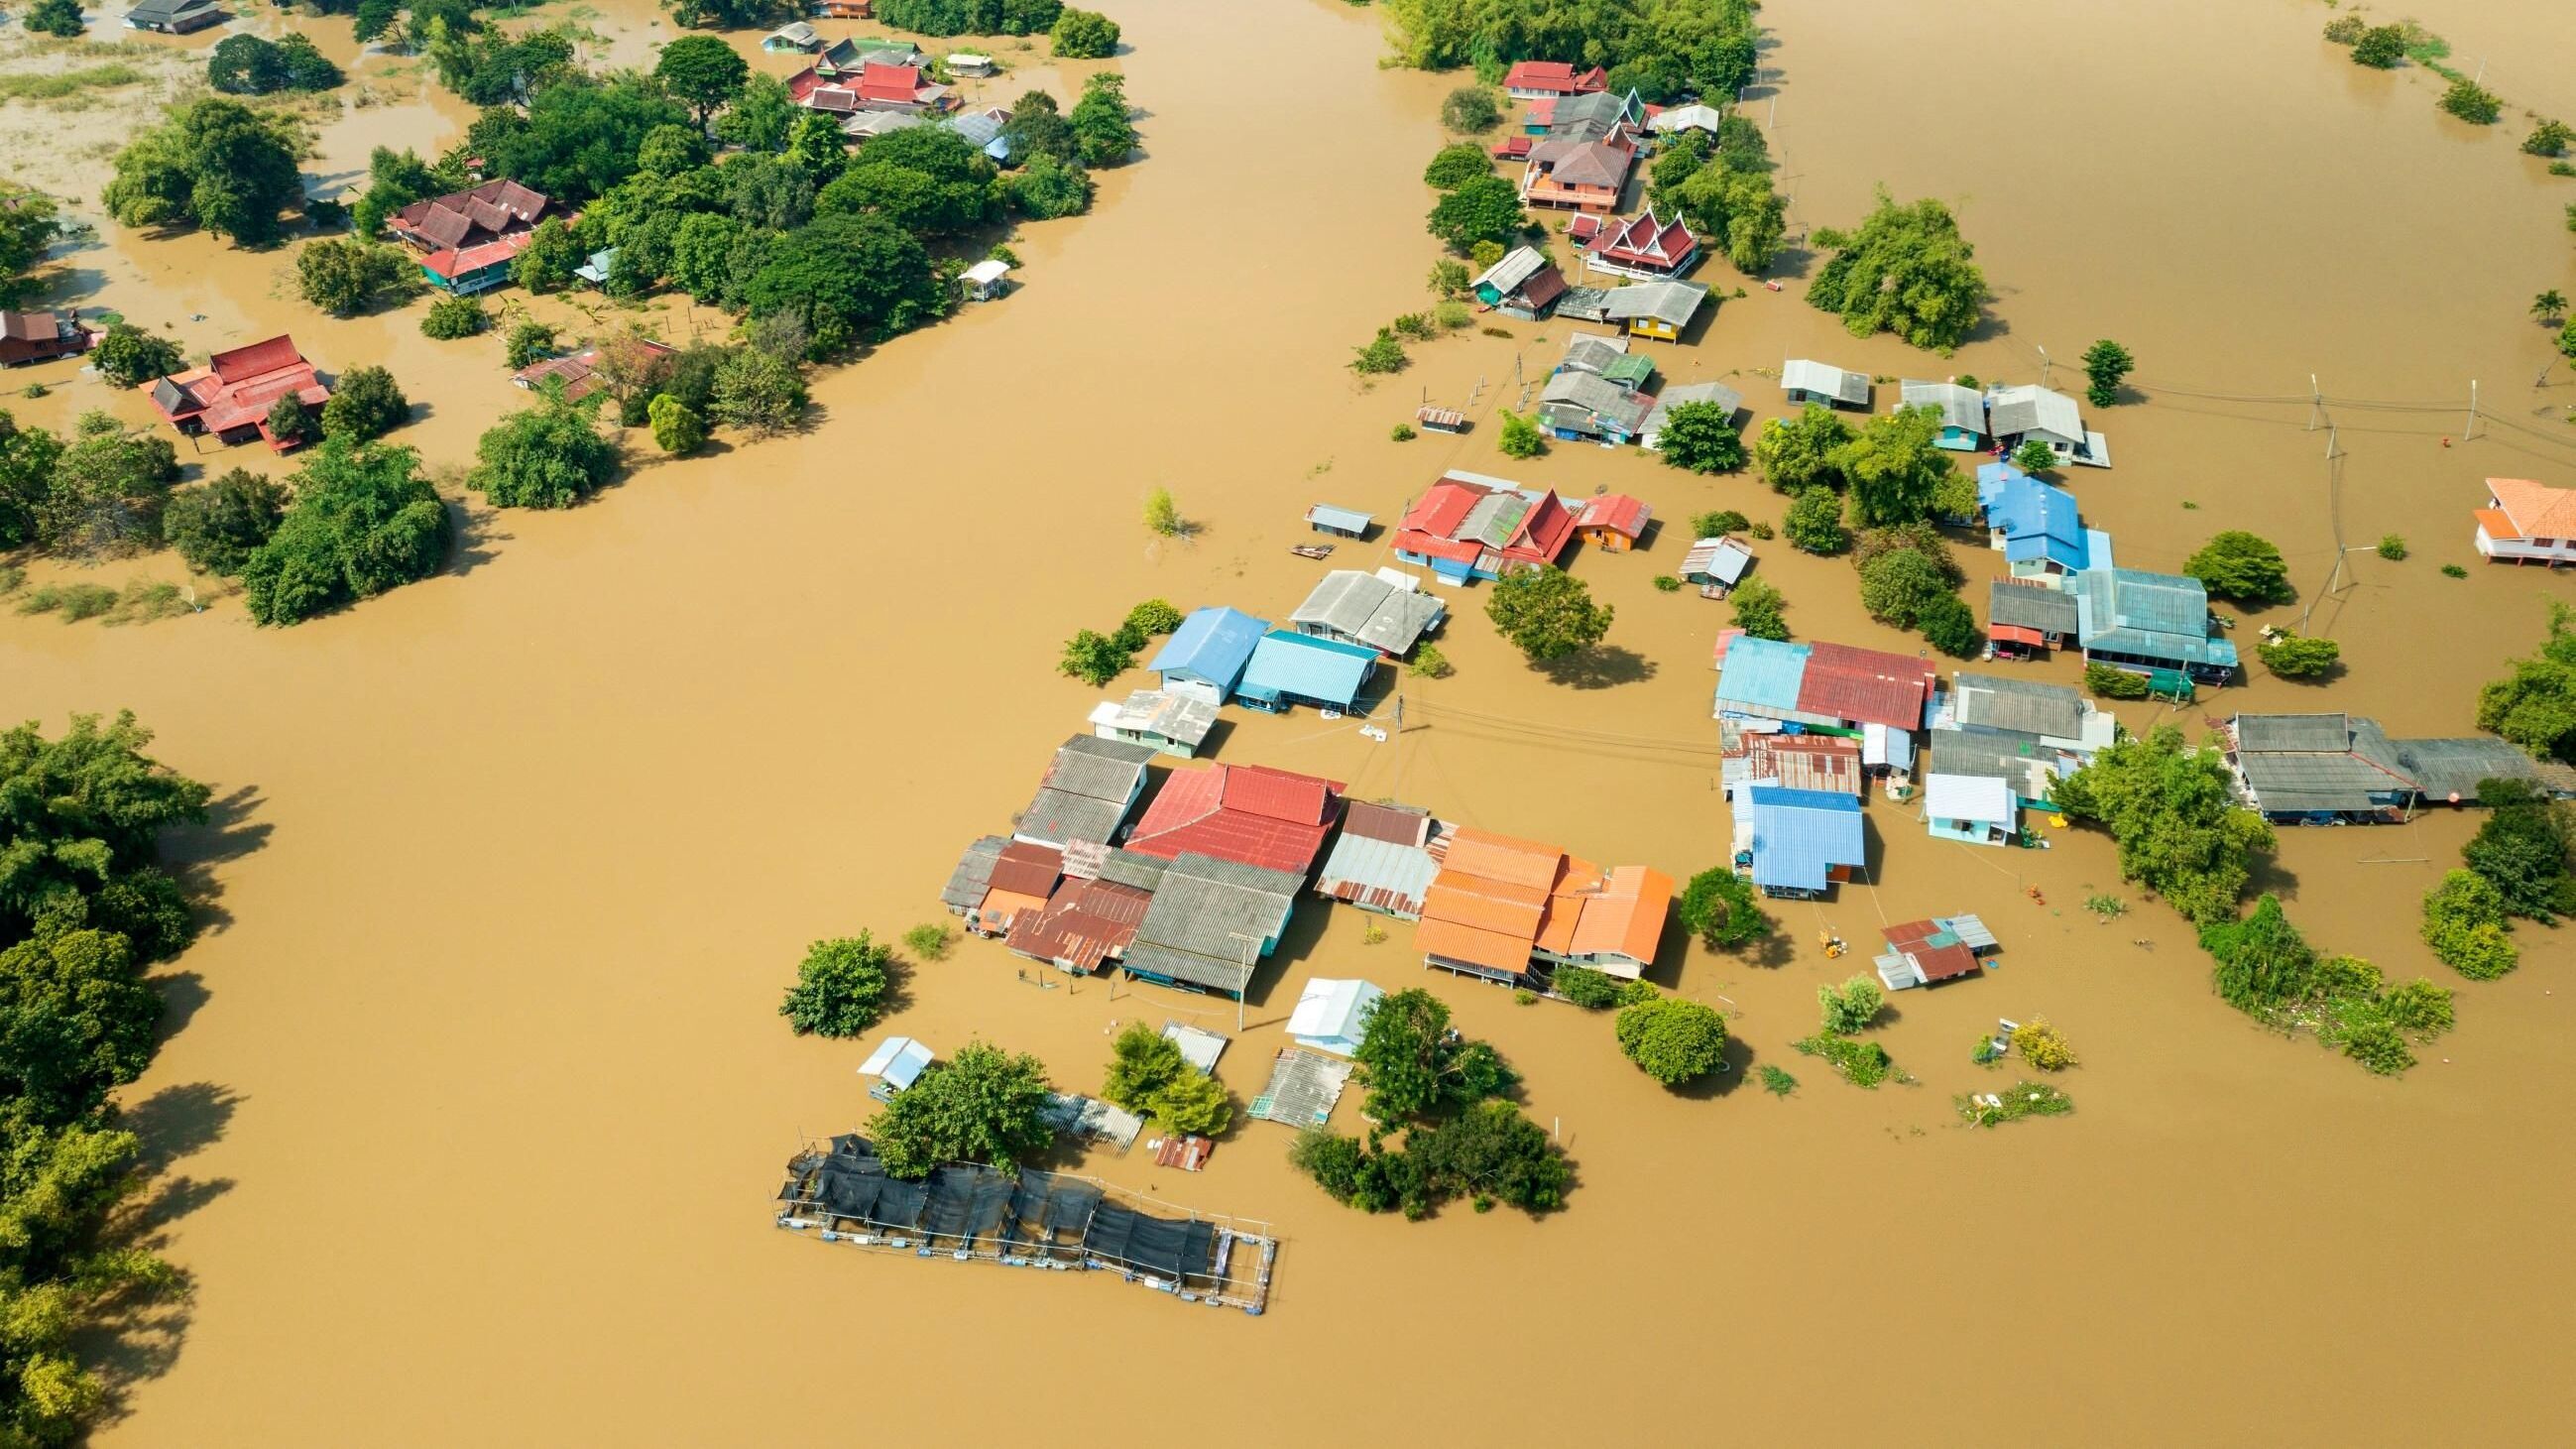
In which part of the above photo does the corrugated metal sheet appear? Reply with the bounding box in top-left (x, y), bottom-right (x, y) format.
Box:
top-left (1715, 634), bottom-right (1811, 714)
top-left (1744, 786), bottom-right (1866, 893)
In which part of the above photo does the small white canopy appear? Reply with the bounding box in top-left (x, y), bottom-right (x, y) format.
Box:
top-left (1927, 774), bottom-right (2015, 825)
top-left (857, 1035), bottom-right (934, 1090)
top-left (1287, 978), bottom-right (1385, 1056)
top-left (962, 259), bottom-right (1012, 286)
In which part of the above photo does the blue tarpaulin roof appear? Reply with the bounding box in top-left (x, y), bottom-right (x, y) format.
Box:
top-left (1237, 630), bottom-right (1375, 707)
top-left (1991, 475), bottom-right (2088, 570)
top-left (1715, 635), bottom-right (1810, 715)
top-left (1745, 785), bottom-right (1866, 892)
top-left (1149, 607), bottom-right (1269, 688)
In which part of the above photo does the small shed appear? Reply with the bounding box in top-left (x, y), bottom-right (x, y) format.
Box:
top-left (1306, 504), bottom-right (1374, 538)
top-left (1926, 774), bottom-right (2017, 846)
top-left (1286, 978), bottom-right (1386, 1057)
top-left (573, 249), bottom-right (617, 289)
top-left (1874, 917), bottom-right (1992, 992)
top-left (1679, 536), bottom-right (1754, 594)
top-left (1162, 1023), bottom-right (1229, 1074)
top-left (1415, 405), bottom-right (1466, 434)
top-left (948, 52), bottom-right (996, 76)
top-left (857, 1035), bottom-right (935, 1098)
top-left (1782, 359), bottom-right (1870, 410)
top-left (960, 258), bottom-right (1012, 302)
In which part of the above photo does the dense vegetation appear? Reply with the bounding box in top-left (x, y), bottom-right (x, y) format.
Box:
top-left (2477, 603), bottom-right (2576, 762)
top-left (870, 1040), bottom-right (1056, 1178)
top-left (1806, 191), bottom-right (1985, 350)
top-left (468, 394), bottom-right (623, 510)
top-left (102, 98), bottom-right (306, 246)
top-left (1380, 0), bottom-right (1760, 104)
top-left (0, 411), bottom-right (178, 559)
top-left (2053, 724), bottom-right (2277, 925)
top-left (779, 934), bottom-right (899, 1037)
top-left (1675, 866), bottom-right (1767, 950)
top-left (876, 0), bottom-right (1064, 35)
top-left (1099, 1024), bottom-right (1231, 1136)
top-left (0, 713), bottom-right (212, 1442)
top-left (1613, 994), bottom-right (1727, 1085)
top-left (239, 439), bottom-right (451, 626)
top-left (1647, 115), bottom-right (1784, 272)
top-left (0, 183), bottom-right (59, 309)
top-left (1052, 7), bottom-right (1121, 58)
top-left (2201, 897), bottom-right (2454, 1074)
top-left (2183, 531), bottom-right (2293, 605)
top-left (1485, 564), bottom-right (1612, 663)
top-left (1655, 399), bottom-right (1746, 473)
top-left (209, 33), bottom-right (343, 95)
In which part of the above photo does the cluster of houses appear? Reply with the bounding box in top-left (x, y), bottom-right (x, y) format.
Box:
top-left (940, 735), bottom-right (1674, 1010)
top-left (1473, 243), bottom-right (1710, 344)
top-left (393, 179), bottom-right (560, 297)
top-left (1780, 362), bottom-right (2112, 469)
top-left (765, 32), bottom-right (1025, 153)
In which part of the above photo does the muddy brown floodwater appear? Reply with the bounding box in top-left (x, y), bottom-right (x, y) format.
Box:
top-left (6, 0), bottom-right (2575, 1442)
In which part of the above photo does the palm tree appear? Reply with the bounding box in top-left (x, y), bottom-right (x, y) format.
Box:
top-left (2534, 290), bottom-right (2569, 325)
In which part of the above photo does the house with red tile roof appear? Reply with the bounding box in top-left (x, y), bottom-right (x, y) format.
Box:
top-left (790, 60), bottom-right (952, 116)
top-left (142, 335), bottom-right (330, 453)
top-left (1122, 763), bottom-right (1346, 878)
top-left (511, 339), bottom-right (677, 403)
top-left (1394, 471), bottom-right (1579, 584)
top-left (389, 181), bottom-right (556, 294)
top-left (2473, 477), bottom-right (2576, 566)
top-left (1572, 493), bottom-right (1652, 552)
top-left (1520, 137), bottom-right (1635, 213)
top-left (1503, 60), bottom-right (1607, 99)
top-left (1582, 207), bottom-right (1698, 281)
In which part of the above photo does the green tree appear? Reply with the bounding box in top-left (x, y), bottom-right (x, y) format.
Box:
top-left (1142, 485), bottom-right (1183, 537)
top-left (1101, 1023), bottom-right (1186, 1112)
top-left (1817, 975), bottom-right (1884, 1034)
top-left (1427, 175), bottom-right (1526, 253)
top-left (2535, 291), bottom-right (2570, 326)
top-left (1553, 965), bottom-right (1654, 1010)
top-left (101, 98), bottom-right (305, 246)
top-left (1441, 85), bottom-right (1500, 134)
top-left (418, 295), bottom-right (488, 338)
top-left (2460, 784), bottom-right (2576, 921)
top-left (513, 217), bottom-right (586, 294)
top-left (162, 468), bottom-right (287, 575)
top-left (85, 324), bottom-right (182, 390)
top-left (2438, 77), bottom-right (2502, 125)
top-left (1492, 406), bottom-right (1543, 457)
top-left (1830, 406), bottom-right (1953, 527)
top-left (2183, 530), bottom-right (2293, 605)
top-left (714, 72), bottom-right (797, 153)
top-left (869, 1040), bottom-right (1056, 1179)
top-left (1068, 71), bottom-right (1140, 167)
top-left (468, 398), bottom-right (622, 510)
top-left (0, 709), bottom-right (212, 953)
top-left (2524, 119), bottom-right (2576, 157)
top-left (1050, 7), bottom-right (1120, 59)
top-left (353, 0), bottom-right (400, 43)
top-left (1614, 996), bottom-right (1728, 1085)
top-left (743, 215), bottom-right (941, 358)
top-left (1000, 88), bottom-right (1078, 166)
top-left (1423, 144), bottom-right (1492, 189)
top-left (1351, 329), bottom-right (1407, 375)
top-left (1408, 1101), bottom-right (1570, 1213)
top-left (2256, 631), bottom-right (2340, 679)
top-left (0, 182), bottom-right (61, 309)
top-left (1782, 486), bottom-right (1848, 554)
top-left (502, 321), bottom-right (556, 372)
top-left (1918, 593), bottom-right (1980, 658)
top-left (1661, 155), bottom-right (1786, 272)
top-left (1004, 151), bottom-right (1095, 218)
top-left (1144, 1070), bottom-right (1231, 1136)
top-left (1656, 401), bottom-right (1746, 472)
top-left (240, 439), bottom-right (451, 625)
top-left (2199, 894), bottom-right (2316, 1014)
top-left (0, 412), bottom-right (65, 551)
top-left (1351, 988), bottom-right (1516, 1124)
top-left (1805, 190), bottom-right (1985, 348)
top-left (37, 415), bottom-right (177, 557)
top-left (1485, 564), bottom-right (1612, 663)
top-left (1856, 547), bottom-right (1951, 627)
top-left (706, 346), bottom-right (807, 436)
top-left (1729, 574), bottom-right (1789, 640)
top-left (2350, 25), bottom-right (2405, 68)
top-left (1123, 598), bottom-right (1186, 636)
top-left (1753, 403), bottom-right (1853, 492)
top-left (2053, 724), bottom-right (2278, 924)
top-left (1676, 866), bottom-right (1767, 950)
top-left (779, 934), bottom-right (897, 1037)
top-left (22, 0), bottom-right (83, 38)
top-left (2080, 339), bottom-right (2134, 409)
top-left (817, 161), bottom-right (998, 239)
top-left (875, 0), bottom-right (1067, 36)
top-left (315, 365), bottom-right (409, 443)
top-left (2009, 437), bottom-right (2059, 476)
top-left (646, 394), bottom-right (706, 455)
top-left (2419, 869), bottom-right (2517, 979)
top-left (265, 393), bottom-right (317, 451)
top-left (654, 34), bottom-right (750, 125)
top-left (2478, 603), bottom-right (2576, 761)
top-left (1058, 628), bottom-right (1134, 686)
top-left (294, 238), bottom-right (416, 316)
top-left (2084, 662), bottom-right (2151, 700)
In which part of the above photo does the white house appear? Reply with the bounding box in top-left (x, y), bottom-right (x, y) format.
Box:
top-left (1285, 978), bottom-right (1385, 1058)
top-left (1782, 358), bottom-right (1870, 410)
top-left (2473, 477), bottom-right (2576, 565)
top-left (1987, 384), bottom-right (2110, 468)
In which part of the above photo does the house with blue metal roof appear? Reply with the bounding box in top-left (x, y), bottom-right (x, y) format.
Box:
top-left (1734, 785), bottom-right (1867, 898)
top-left (2069, 568), bottom-right (2239, 690)
top-left (1234, 631), bottom-right (1377, 714)
top-left (1148, 607), bottom-right (1269, 705)
top-left (1985, 473), bottom-right (2094, 582)
top-left (1710, 634), bottom-right (1811, 719)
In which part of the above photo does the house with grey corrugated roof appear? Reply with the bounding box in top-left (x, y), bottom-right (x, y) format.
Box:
top-left (1987, 578), bottom-right (2081, 659)
top-left (1315, 800), bottom-right (1446, 919)
top-left (1013, 735), bottom-right (1159, 849)
top-left (1539, 369), bottom-right (1653, 443)
top-left (2387, 736), bottom-right (2576, 803)
top-left (2223, 713), bottom-right (2417, 823)
top-left (1782, 359), bottom-right (1869, 410)
top-left (1899, 380), bottom-right (1988, 450)
top-left (1288, 570), bottom-right (1447, 659)
top-left (1601, 280), bottom-right (1707, 341)
top-left (1988, 383), bottom-right (2109, 467)
top-left (1929, 673), bottom-right (2116, 808)
top-left (941, 835), bottom-right (1008, 914)
top-left (1120, 853), bottom-right (1304, 999)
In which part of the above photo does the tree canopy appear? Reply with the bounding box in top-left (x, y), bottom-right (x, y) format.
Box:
top-left (1614, 996), bottom-right (1728, 1085)
top-left (209, 33), bottom-right (343, 96)
top-left (1676, 866), bottom-right (1767, 950)
top-left (1485, 564), bottom-right (1613, 663)
top-left (779, 934), bottom-right (897, 1037)
top-left (1805, 190), bottom-right (1985, 349)
top-left (869, 1040), bottom-right (1056, 1178)
top-left (2460, 783), bottom-right (2575, 922)
top-left (2476, 603), bottom-right (2576, 762)
top-left (1051, 6), bottom-right (1120, 59)
top-left (2199, 894), bottom-right (2317, 1014)
top-left (742, 214), bottom-right (943, 357)
top-left (1782, 486), bottom-right (1847, 554)
top-left (654, 34), bottom-right (750, 124)
top-left (1427, 175), bottom-right (1526, 253)
top-left (1754, 403), bottom-right (1854, 493)
top-left (1350, 988), bottom-right (1517, 1125)
top-left (875, 0), bottom-right (1064, 36)
top-left (2053, 724), bottom-right (2278, 924)
top-left (240, 439), bottom-right (452, 626)
top-left (163, 469), bottom-right (288, 576)
top-left (2182, 531), bottom-right (2293, 605)
top-left (1831, 405), bottom-right (1954, 527)
top-left (468, 397), bottom-right (623, 510)
top-left (1382, 0), bottom-right (1760, 102)
top-left (1656, 400), bottom-right (1746, 473)
top-left (0, 183), bottom-right (61, 310)
top-left (1099, 1024), bottom-right (1231, 1136)
top-left (102, 98), bottom-right (306, 246)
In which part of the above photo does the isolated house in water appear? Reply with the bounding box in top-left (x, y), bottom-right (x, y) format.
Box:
top-left (1923, 773), bottom-right (2018, 846)
top-left (1148, 606), bottom-right (1269, 704)
top-left (143, 335), bottom-right (330, 453)
top-left (1394, 471), bottom-right (1578, 583)
top-left (1874, 915), bottom-right (1999, 991)
top-left (2472, 477), bottom-right (2576, 566)
top-left (1781, 359), bottom-right (1870, 410)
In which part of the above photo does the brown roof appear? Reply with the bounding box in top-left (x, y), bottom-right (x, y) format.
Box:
top-left (1002, 877), bottom-right (1154, 972)
top-left (1339, 799), bottom-right (1431, 848)
top-left (1, 311), bottom-right (63, 342)
top-left (985, 841), bottom-right (1064, 900)
top-left (1882, 918), bottom-right (1981, 983)
top-left (391, 181), bottom-right (549, 251)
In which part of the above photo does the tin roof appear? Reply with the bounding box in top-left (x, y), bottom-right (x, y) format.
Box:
top-left (1987, 579), bottom-right (2079, 636)
top-left (1124, 763), bottom-right (1345, 877)
top-left (1950, 672), bottom-right (2083, 739)
top-left (1148, 606), bottom-right (1269, 686)
top-left (1237, 630), bottom-right (1377, 708)
top-left (1899, 380), bottom-right (1986, 435)
top-left (2073, 568), bottom-right (2237, 669)
top-left (1574, 493), bottom-right (1652, 540)
top-left (1782, 359), bottom-right (1868, 406)
top-left (1122, 853), bottom-right (1303, 993)
top-left (1987, 384), bottom-right (2084, 441)
top-left (1602, 280), bottom-right (1707, 328)
top-left (940, 835), bottom-right (1007, 911)
top-left (1925, 773), bottom-right (2016, 825)
top-left (1743, 786), bottom-right (1866, 892)
top-left (1287, 571), bottom-right (1446, 656)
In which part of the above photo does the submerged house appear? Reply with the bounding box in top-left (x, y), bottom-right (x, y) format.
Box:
top-left (1601, 280), bottom-right (1707, 341)
top-left (1720, 721), bottom-right (1863, 800)
top-left (1147, 606), bottom-right (1269, 704)
top-left (1679, 535), bottom-right (1756, 594)
top-left (2068, 567), bottom-right (2238, 688)
top-left (0, 310), bottom-right (91, 368)
top-left (390, 181), bottom-right (554, 295)
top-left (1988, 383), bottom-right (2109, 468)
top-left (963, 838), bottom-right (1063, 937)
top-left (125, 0), bottom-right (225, 34)
top-left (1286, 978), bottom-right (1387, 1058)
top-left (1986, 578), bottom-right (2081, 659)
top-left (1924, 773), bottom-right (2019, 846)
top-left (1287, 568), bottom-right (1446, 658)
top-left (2223, 713), bottom-right (2417, 825)
top-left (1123, 762), bottom-right (1345, 879)
top-left (1235, 631), bottom-right (1377, 715)
top-left (1087, 688), bottom-right (1217, 759)
top-left (1537, 369), bottom-right (1652, 443)
top-left (1734, 786), bottom-right (1866, 899)
top-left (1931, 671), bottom-right (2116, 809)
top-left (1314, 800), bottom-right (1445, 920)
top-left (1394, 471), bottom-right (1578, 584)
top-left (511, 338), bottom-right (675, 403)
top-left (1012, 735), bottom-right (1158, 852)
top-left (1470, 245), bottom-right (1569, 320)
top-left (1414, 829), bottom-right (1670, 987)
top-left (1557, 333), bottom-right (1652, 388)
top-left (1003, 849), bottom-right (1164, 975)
top-left (1572, 493), bottom-right (1652, 552)
top-left (791, 60), bottom-right (952, 116)
top-left (1899, 380), bottom-right (1988, 451)
top-left (142, 335), bottom-right (330, 453)
top-left (1582, 207), bottom-right (1698, 281)
top-left (2471, 477), bottom-right (2576, 566)
top-left (1503, 60), bottom-right (1608, 100)
top-left (1642, 380), bottom-right (1743, 451)
top-left (1520, 138), bottom-right (1635, 213)
top-left (1983, 470), bottom-right (2103, 584)
top-left (1711, 632), bottom-right (1941, 778)
top-left (1647, 103), bottom-right (1725, 138)
top-left (1782, 359), bottom-right (1870, 410)
top-left (763, 21), bottom-right (822, 51)
top-left (1120, 853), bottom-right (1303, 1001)
top-left (1874, 915), bottom-right (2000, 991)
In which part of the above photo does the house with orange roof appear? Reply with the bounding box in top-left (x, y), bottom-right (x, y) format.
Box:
top-left (2473, 477), bottom-right (2576, 566)
top-left (1414, 828), bottom-right (1671, 987)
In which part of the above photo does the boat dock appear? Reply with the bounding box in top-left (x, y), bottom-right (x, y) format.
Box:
top-left (772, 1134), bottom-right (1277, 1315)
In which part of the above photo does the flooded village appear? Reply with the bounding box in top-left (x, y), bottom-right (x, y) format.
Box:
top-left (5, 0), bottom-right (2576, 1443)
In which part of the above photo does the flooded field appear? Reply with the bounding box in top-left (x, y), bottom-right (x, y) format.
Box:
top-left (6, 0), bottom-right (2573, 1442)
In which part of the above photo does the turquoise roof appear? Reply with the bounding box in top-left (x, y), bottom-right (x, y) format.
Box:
top-left (1236, 630), bottom-right (1376, 707)
top-left (1149, 607), bottom-right (1269, 687)
top-left (2071, 569), bottom-right (2239, 668)
top-left (1715, 635), bottom-right (1810, 714)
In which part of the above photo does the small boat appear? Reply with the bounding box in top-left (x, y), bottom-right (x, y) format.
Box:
top-left (1289, 543), bottom-right (1336, 559)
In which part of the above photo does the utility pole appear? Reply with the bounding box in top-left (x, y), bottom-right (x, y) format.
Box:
top-left (2036, 345), bottom-right (2051, 391)
top-left (2306, 373), bottom-right (2322, 431)
top-left (2466, 379), bottom-right (2480, 440)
